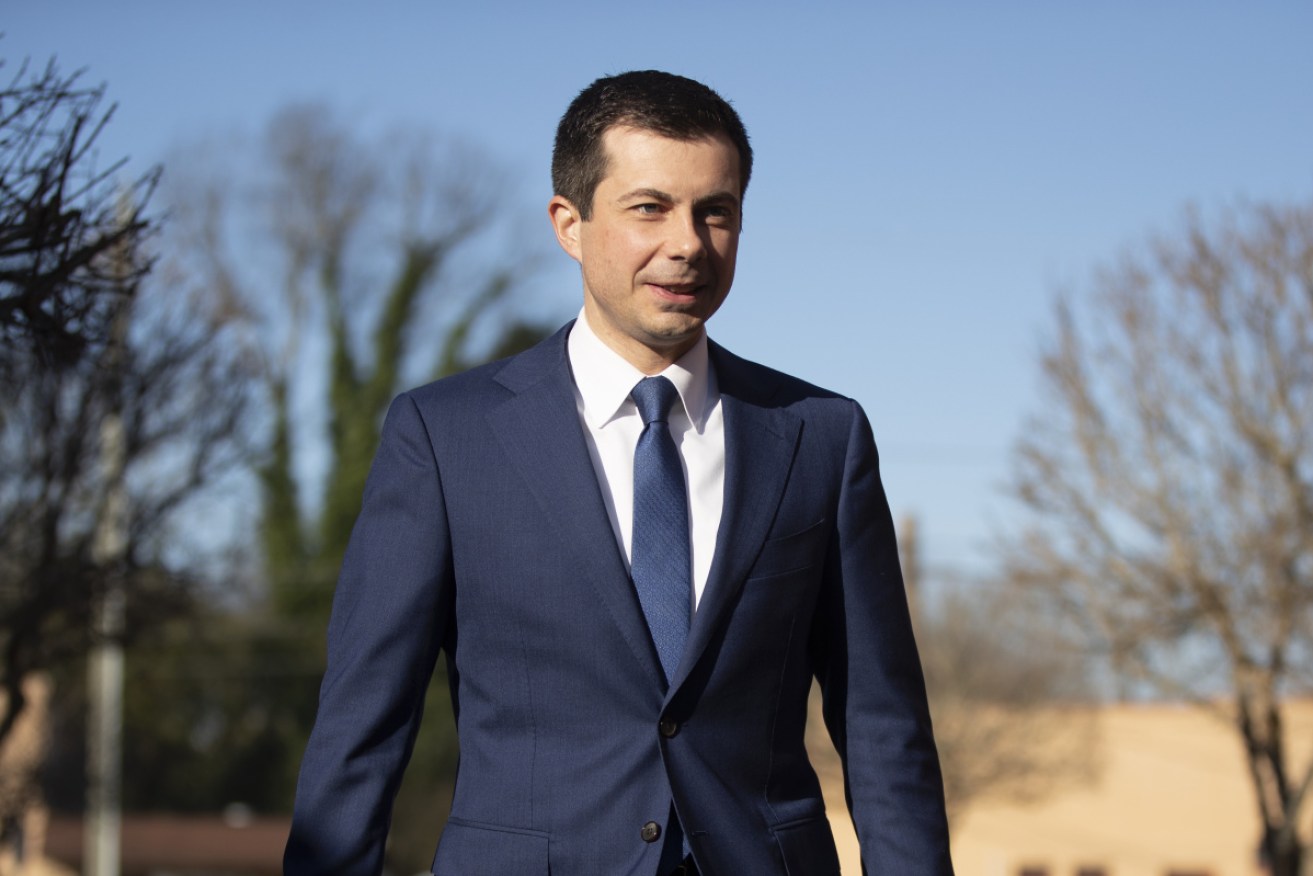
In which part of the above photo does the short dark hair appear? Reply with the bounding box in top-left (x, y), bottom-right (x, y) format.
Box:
top-left (552, 70), bottom-right (753, 220)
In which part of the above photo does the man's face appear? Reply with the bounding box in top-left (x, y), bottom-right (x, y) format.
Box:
top-left (550, 126), bottom-right (742, 373)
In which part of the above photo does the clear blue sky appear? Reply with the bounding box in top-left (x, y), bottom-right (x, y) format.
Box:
top-left (8, 2), bottom-right (1312, 581)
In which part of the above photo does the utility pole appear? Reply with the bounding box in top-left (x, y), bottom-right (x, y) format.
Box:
top-left (85, 412), bottom-right (125, 876)
top-left (85, 409), bottom-right (126, 876)
top-left (84, 201), bottom-right (133, 876)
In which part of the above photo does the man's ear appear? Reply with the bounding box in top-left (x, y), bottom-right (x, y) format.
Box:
top-left (548, 196), bottom-right (584, 263)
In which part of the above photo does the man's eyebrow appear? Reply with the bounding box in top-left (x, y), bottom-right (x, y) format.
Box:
top-left (617, 187), bottom-right (675, 203)
top-left (694, 190), bottom-right (741, 210)
top-left (616, 188), bottom-right (741, 210)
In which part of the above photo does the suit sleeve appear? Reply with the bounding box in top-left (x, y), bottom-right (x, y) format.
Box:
top-left (812, 399), bottom-right (954, 874)
top-left (284, 393), bottom-right (454, 875)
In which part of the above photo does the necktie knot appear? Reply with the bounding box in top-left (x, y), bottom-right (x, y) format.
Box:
top-left (631, 376), bottom-right (680, 426)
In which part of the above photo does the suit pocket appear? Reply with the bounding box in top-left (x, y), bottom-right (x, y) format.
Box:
top-left (748, 518), bottom-right (828, 582)
top-left (771, 816), bottom-right (842, 876)
top-left (431, 818), bottom-right (550, 876)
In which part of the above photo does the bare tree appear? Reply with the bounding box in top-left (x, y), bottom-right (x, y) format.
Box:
top-left (0, 57), bottom-right (156, 374)
top-left (902, 517), bottom-right (1096, 825)
top-left (1003, 198), bottom-right (1313, 875)
top-left (0, 55), bottom-right (254, 751)
top-left (917, 590), bottom-right (1098, 824)
top-left (803, 516), bottom-right (1095, 837)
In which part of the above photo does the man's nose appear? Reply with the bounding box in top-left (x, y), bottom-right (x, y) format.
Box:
top-left (665, 212), bottom-right (706, 261)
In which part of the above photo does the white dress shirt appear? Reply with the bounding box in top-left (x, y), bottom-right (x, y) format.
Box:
top-left (567, 310), bottom-right (725, 610)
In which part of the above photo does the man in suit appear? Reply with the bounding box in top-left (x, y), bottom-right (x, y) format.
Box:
top-left (285, 70), bottom-right (952, 875)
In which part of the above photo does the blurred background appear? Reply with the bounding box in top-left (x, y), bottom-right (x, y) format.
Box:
top-left (2, 2), bottom-right (1312, 874)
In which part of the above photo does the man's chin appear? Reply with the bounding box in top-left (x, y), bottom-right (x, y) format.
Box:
top-left (644, 318), bottom-right (707, 346)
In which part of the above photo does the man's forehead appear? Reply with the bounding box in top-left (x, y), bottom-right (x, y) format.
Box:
top-left (598, 126), bottom-right (740, 175)
top-left (602, 123), bottom-right (734, 150)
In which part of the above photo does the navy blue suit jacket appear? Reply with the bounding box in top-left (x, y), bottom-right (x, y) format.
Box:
top-left (284, 324), bottom-right (952, 875)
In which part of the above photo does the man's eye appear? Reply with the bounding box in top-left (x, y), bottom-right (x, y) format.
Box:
top-left (634, 203), bottom-right (661, 214)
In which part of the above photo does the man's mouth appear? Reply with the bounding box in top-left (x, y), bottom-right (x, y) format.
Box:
top-left (649, 281), bottom-right (704, 296)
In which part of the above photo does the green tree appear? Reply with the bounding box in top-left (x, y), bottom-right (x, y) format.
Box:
top-left (172, 105), bottom-right (547, 630)
top-left (163, 105), bottom-right (554, 868)
top-left (119, 608), bottom-right (323, 813)
top-left (1001, 197), bottom-right (1313, 876)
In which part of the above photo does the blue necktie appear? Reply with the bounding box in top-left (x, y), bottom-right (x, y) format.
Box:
top-left (630, 376), bottom-right (692, 687)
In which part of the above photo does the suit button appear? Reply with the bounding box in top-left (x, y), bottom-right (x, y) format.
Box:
top-left (640, 821), bottom-right (662, 843)
top-left (659, 719), bottom-right (680, 738)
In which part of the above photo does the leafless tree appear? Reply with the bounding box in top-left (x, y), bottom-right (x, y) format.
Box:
top-left (804, 517), bottom-right (1095, 831)
top-left (0, 56), bottom-right (254, 750)
top-left (0, 57), bottom-right (157, 375)
top-left (918, 592), bottom-right (1098, 824)
top-left (903, 518), bottom-right (1096, 825)
top-left (1002, 198), bottom-right (1313, 875)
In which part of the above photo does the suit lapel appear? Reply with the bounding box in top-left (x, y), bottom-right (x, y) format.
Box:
top-left (487, 328), bottom-right (804, 696)
top-left (487, 325), bottom-right (667, 689)
top-left (670, 344), bottom-right (802, 694)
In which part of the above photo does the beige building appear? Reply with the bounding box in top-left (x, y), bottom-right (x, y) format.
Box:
top-left (815, 698), bottom-right (1313, 876)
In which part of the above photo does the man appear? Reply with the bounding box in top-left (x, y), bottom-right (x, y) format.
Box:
top-left (285, 70), bottom-right (952, 875)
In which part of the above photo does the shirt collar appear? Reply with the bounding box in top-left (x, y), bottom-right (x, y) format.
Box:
top-left (567, 308), bottom-right (712, 431)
